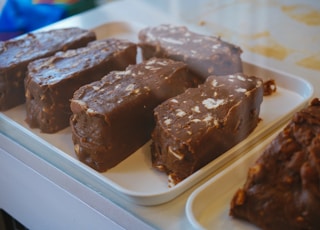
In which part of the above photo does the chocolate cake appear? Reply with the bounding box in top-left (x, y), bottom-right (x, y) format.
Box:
top-left (0, 27), bottom-right (96, 111)
top-left (138, 24), bottom-right (243, 81)
top-left (25, 38), bottom-right (137, 133)
top-left (230, 98), bottom-right (320, 230)
top-left (151, 73), bottom-right (263, 186)
top-left (70, 58), bottom-right (199, 172)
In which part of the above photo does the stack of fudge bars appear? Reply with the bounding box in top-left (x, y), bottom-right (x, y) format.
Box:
top-left (0, 24), bottom-right (264, 186)
top-left (69, 24), bottom-right (263, 186)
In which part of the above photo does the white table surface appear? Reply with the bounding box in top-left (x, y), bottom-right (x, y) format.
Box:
top-left (1, 0), bottom-right (319, 229)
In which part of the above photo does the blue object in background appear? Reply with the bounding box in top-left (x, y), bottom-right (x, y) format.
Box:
top-left (0, 0), bottom-right (96, 40)
top-left (0, 0), bottom-right (66, 39)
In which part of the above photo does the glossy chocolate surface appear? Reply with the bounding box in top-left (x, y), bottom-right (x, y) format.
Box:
top-left (25, 38), bottom-right (137, 133)
top-left (0, 28), bottom-right (96, 110)
top-left (70, 58), bottom-right (199, 172)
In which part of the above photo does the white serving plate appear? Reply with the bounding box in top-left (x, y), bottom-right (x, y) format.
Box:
top-left (185, 131), bottom-right (281, 230)
top-left (0, 21), bottom-right (314, 206)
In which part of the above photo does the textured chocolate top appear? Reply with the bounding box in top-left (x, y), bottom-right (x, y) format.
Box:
top-left (154, 73), bottom-right (263, 145)
top-left (138, 24), bottom-right (243, 78)
top-left (71, 58), bottom-right (193, 115)
top-left (139, 24), bottom-right (236, 57)
top-left (0, 27), bottom-right (96, 70)
top-left (27, 38), bottom-right (135, 85)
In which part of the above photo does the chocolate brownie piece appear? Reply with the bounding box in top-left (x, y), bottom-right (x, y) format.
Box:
top-left (230, 98), bottom-right (320, 230)
top-left (151, 73), bottom-right (263, 186)
top-left (138, 24), bottom-right (243, 81)
top-left (0, 27), bottom-right (96, 111)
top-left (25, 38), bottom-right (137, 133)
top-left (70, 58), bottom-right (199, 172)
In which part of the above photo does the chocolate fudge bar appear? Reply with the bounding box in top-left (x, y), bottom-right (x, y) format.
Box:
top-left (0, 27), bottom-right (96, 110)
top-left (25, 38), bottom-right (137, 133)
top-left (230, 98), bottom-right (320, 230)
top-left (138, 24), bottom-right (243, 80)
top-left (70, 58), bottom-right (199, 172)
top-left (151, 73), bottom-right (263, 186)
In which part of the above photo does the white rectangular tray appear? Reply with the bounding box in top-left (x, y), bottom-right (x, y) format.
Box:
top-left (185, 131), bottom-right (281, 229)
top-left (0, 22), bottom-right (314, 205)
